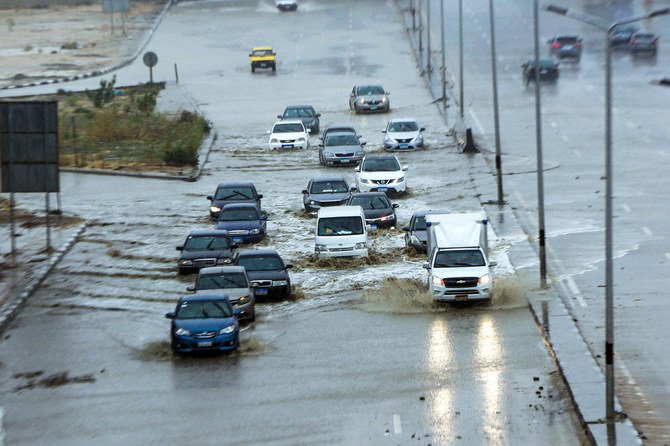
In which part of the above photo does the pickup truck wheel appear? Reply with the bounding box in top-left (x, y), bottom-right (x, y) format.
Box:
top-left (272, 63), bottom-right (276, 72)
top-left (251, 65), bottom-right (255, 73)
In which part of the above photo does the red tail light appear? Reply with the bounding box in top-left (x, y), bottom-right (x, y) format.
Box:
top-left (551, 42), bottom-right (561, 48)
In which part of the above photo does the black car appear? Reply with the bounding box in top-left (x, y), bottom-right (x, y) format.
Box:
top-left (547, 35), bottom-right (582, 61)
top-left (629, 32), bottom-right (659, 56)
top-left (302, 176), bottom-right (354, 214)
top-left (347, 192), bottom-right (398, 228)
top-left (176, 230), bottom-right (238, 274)
top-left (233, 249), bottom-right (293, 299)
top-left (609, 24), bottom-right (639, 48)
top-left (522, 59), bottom-right (559, 84)
top-left (402, 210), bottom-right (449, 253)
top-left (207, 181), bottom-right (263, 220)
top-left (278, 105), bottom-right (321, 134)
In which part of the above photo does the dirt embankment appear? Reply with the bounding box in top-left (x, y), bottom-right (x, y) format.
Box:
top-left (0, 1), bottom-right (166, 88)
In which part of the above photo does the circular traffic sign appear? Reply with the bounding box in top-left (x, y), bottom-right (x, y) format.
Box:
top-left (143, 51), bottom-right (158, 68)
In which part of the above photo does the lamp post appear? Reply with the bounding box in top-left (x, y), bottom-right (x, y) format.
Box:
top-left (533, 0), bottom-right (547, 288)
top-left (544, 2), bottom-right (670, 424)
top-left (488, 0), bottom-right (503, 204)
top-left (458, 0), bottom-right (464, 120)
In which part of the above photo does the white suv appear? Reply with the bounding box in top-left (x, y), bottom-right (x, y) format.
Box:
top-left (268, 120), bottom-right (309, 150)
top-left (355, 155), bottom-right (407, 195)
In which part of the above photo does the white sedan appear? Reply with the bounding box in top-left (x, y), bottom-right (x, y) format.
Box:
top-left (383, 118), bottom-right (425, 151)
top-left (355, 155), bottom-right (408, 195)
top-left (268, 120), bottom-right (310, 150)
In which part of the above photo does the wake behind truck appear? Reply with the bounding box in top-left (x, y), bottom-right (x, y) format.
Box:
top-left (422, 212), bottom-right (496, 302)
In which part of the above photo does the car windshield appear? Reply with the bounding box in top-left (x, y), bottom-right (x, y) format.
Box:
top-left (388, 121), bottom-right (418, 132)
top-left (412, 216), bottom-right (427, 231)
top-left (273, 123), bottom-right (304, 133)
top-left (176, 299), bottom-right (233, 319)
top-left (310, 181), bottom-right (349, 194)
top-left (197, 272), bottom-right (248, 289)
top-left (317, 216), bottom-right (364, 236)
top-left (237, 255), bottom-right (284, 271)
top-left (357, 85), bottom-right (385, 95)
top-left (634, 33), bottom-right (655, 41)
top-left (284, 107), bottom-right (315, 118)
top-left (325, 134), bottom-right (359, 146)
top-left (362, 157), bottom-right (400, 172)
top-left (253, 49), bottom-right (273, 56)
top-left (183, 235), bottom-right (231, 251)
top-left (349, 195), bottom-right (390, 210)
top-left (214, 186), bottom-right (254, 201)
top-left (433, 249), bottom-right (485, 268)
top-left (218, 208), bottom-right (259, 221)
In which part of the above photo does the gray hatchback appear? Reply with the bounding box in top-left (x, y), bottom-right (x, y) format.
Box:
top-left (349, 85), bottom-right (390, 113)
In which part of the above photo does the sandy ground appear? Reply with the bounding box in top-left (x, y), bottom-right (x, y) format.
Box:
top-left (0, 2), bottom-right (165, 89)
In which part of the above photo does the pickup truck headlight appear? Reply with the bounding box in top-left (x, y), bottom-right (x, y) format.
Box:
top-left (478, 274), bottom-right (491, 285)
top-left (432, 275), bottom-right (444, 286)
top-left (210, 206), bottom-right (221, 213)
top-left (354, 242), bottom-right (367, 249)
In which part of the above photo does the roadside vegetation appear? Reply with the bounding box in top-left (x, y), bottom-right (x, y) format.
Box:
top-left (55, 77), bottom-right (210, 172)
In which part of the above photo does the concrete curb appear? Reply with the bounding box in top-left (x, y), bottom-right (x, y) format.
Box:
top-left (0, 223), bottom-right (87, 334)
top-left (0, 0), bottom-right (175, 92)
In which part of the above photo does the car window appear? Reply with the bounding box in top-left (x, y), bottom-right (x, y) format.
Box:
top-left (214, 186), bottom-right (254, 200)
top-left (433, 249), bottom-right (485, 268)
top-left (283, 108), bottom-right (300, 118)
top-left (556, 37), bottom-right (578, 44)
top-left (296, 108), bottom-right (314, 117)
top-left (218, 208), bottom-right (260, 221)
top-left (183, 235), bottom-right (231, 251)
top-left (325, 134), bottom-right (359, 146)
top-left (317, 216), bottom-right (364, 236)
top-left (176, 300), bottom-right (233, 319)
top-left (310, 181), bottom-right (349, 194)
top-left (362, 157), bottom-right (400, 172)
top-left (349, 195), bottom-right (390, 210)
top-left (237, 255), bottom-right (284, 271)
top-left (357, 85), bottom-right (385, 95)
top-left (197, 272), bottom-right (248, 289)
top-left (388, 121), bottom-right (418, 132)
top-left (273, 123), bottom-right (305, 133)
top-left (253, 49), bottom-right (273, 56)
top-left (412, 216), bottom-right (427, 231)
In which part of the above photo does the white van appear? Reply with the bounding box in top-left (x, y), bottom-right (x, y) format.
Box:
top-left (315, 205), bottom-right (369, 258)
top-left (422, 212), bottom-right (496, 302)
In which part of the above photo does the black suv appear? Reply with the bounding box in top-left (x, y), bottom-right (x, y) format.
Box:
top-left (522, 59), bottom-right (559, 84)
top-left (207, 181), bottom-right (263, 220)
top-left (347, 192), bottom-right (399, 228)
top-left (233, 249), bottom-right (293, 299)
top-left (176, 230), bottom-right (238, 274)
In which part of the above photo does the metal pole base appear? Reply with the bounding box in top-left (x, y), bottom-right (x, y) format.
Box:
top-left (462, 128), bottom-right (479, 153)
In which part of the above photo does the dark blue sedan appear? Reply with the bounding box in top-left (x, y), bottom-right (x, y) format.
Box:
top-left (165, 294), bottom-right (240, 354)
top-left (215, 203), bottom-right (267, 244)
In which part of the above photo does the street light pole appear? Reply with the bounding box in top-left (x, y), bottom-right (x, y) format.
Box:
top-left (440, 0), bottom-right (447, 110)
top-left (488, 0), bottom-right (503, 205)
top-left (458, 0), bottom-right (464, 120)
top-left (533, 0), bottom-right (547, 288)
top-left (426, 0), bottom-right (432, 73)
top-left (544, 2), bottom-right (670, 424)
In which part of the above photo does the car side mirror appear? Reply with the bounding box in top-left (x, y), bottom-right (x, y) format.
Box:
top-left (361, 142), bottom-right (367, 146)
top-left (422, 262), bottom-right (430, 270)
top-left (402, 225), bottom-right (410, 232)
top-left (489, 260), bottom-right (498, 267)
top-left (277, 115), bottom-right (282, 119)
top-left (355, 166), bottom-right (360, 172)
top-left (350, 187), bottom-right (356, 192)
top-left (315, 113), bottom-right (321, 117)
top-left (392, 204), bottom-right (399, 209)
top-left (302, 189), bottom-right (308, 194)
top-left (318, 143), bottom-right (324, 147)
top-left (285, 264), bottom-right (293, 269)
top-left (402, 166), bottom-right (408, 171)
top-left (307, 128), bottom-right (314, 134)
top-left (248, 53), bottom-right (252, 57)
top-left (381, 130), bottom-right (386, 133)
top-left (261, 215), bottom-right (268, 221)
top-left (385, 91), bottom-right (390, 95)
top-left (165, 312), bottom-right (175, 319)
top-left (547, 39), bottom-right (552, 43)
top-left (420, 127), bottom-right (425, 131)
top-left (176, 246), bottom-right (183, 251)
top-left (272, 53), bottom-right (276, 56)
top-left (257, 194), bottom-right (263, 199)
top-left (186, 285), bottom-right (195, 292)
top-left (207, 195), bottom-right (213, 201)
top-left (266, 130), bottom-right (271, 134)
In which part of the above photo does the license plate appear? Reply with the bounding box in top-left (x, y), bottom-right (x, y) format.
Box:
top-left (255, 288), bottom-right (268, 295)
top-left (378, 186), bottom-right (387, 191)
top-left (233, 237), bottom-right (244, 243)
top-left (339, 158), bottom-right (350, 163)
top-left (371, 106), bottom-right (378, 111)
top-left (282, 144), bottom-right (294, 148)
top-left (455, 295), bottom-right (469, 301)
top-left (197, 341), bottom-right (212, 347)
top-left (399, 144), bottom-right (409, 149)
top-left (259, 63), bottom-right (268, 67)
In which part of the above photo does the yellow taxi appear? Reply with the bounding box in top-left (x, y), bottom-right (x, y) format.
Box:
top-left (249, 46), bottom-right (277, 73)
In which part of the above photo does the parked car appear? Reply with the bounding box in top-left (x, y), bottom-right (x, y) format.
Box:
top-left (609, 24), bottom-right (639, 48)
top-left (207, 181), bottom-right (263, 220)
top-left (349, 85), bottom-right (390, 113)
top-left (629, 32), bottom-right (659, 56)
top-left (347, 192), bottom-right (399, 228)
top-left (166, 294), bottom-right (240, 354)
top-left (176, 230), bottom-right (238, 274)
top-left (302, 176), bottom-right (354, 214)
top-left (275, 0), bottom-right (297, 11)
top-left (189, 266), bottom-right (256, 322)
top-left (383, 118), bottom-right (425, 151)
top-left (319, 124), bottom-right (362, 143)
top-left (268, 120), bottom-right (310, 150)
top-left (249, 46), bottom-right (276, 72)
top-left (215, 203), bottom-right (267, 244)
top-left (355, 155), bottom-right (407, 195)
top-left (278, 105), bottom-right (320, 134)
top-left (402, 209), bottom-right (450, 253)
top-left (319, 131), bottom-right (366, 166)
top-left (547, 35), bottom-right (582, 61)
top-left (522, 59), bottom-right (559, 84)
top-left (233, 249), bottom-right (292, 299)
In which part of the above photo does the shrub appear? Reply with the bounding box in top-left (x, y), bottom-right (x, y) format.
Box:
top-left (85, 75), bottom-right (116, 108)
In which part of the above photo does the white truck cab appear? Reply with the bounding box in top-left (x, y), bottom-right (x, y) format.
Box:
top-left (422, 212), bottom-right (496, 302)
top-left (315, 205), bottom-right (369, 258)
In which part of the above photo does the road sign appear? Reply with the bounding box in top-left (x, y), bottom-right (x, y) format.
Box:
top-left (143, 51), bottom-right (158, 68)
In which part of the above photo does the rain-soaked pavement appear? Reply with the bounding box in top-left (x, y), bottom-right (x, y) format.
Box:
top-left (0, 1), bottom-right (593, 444)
